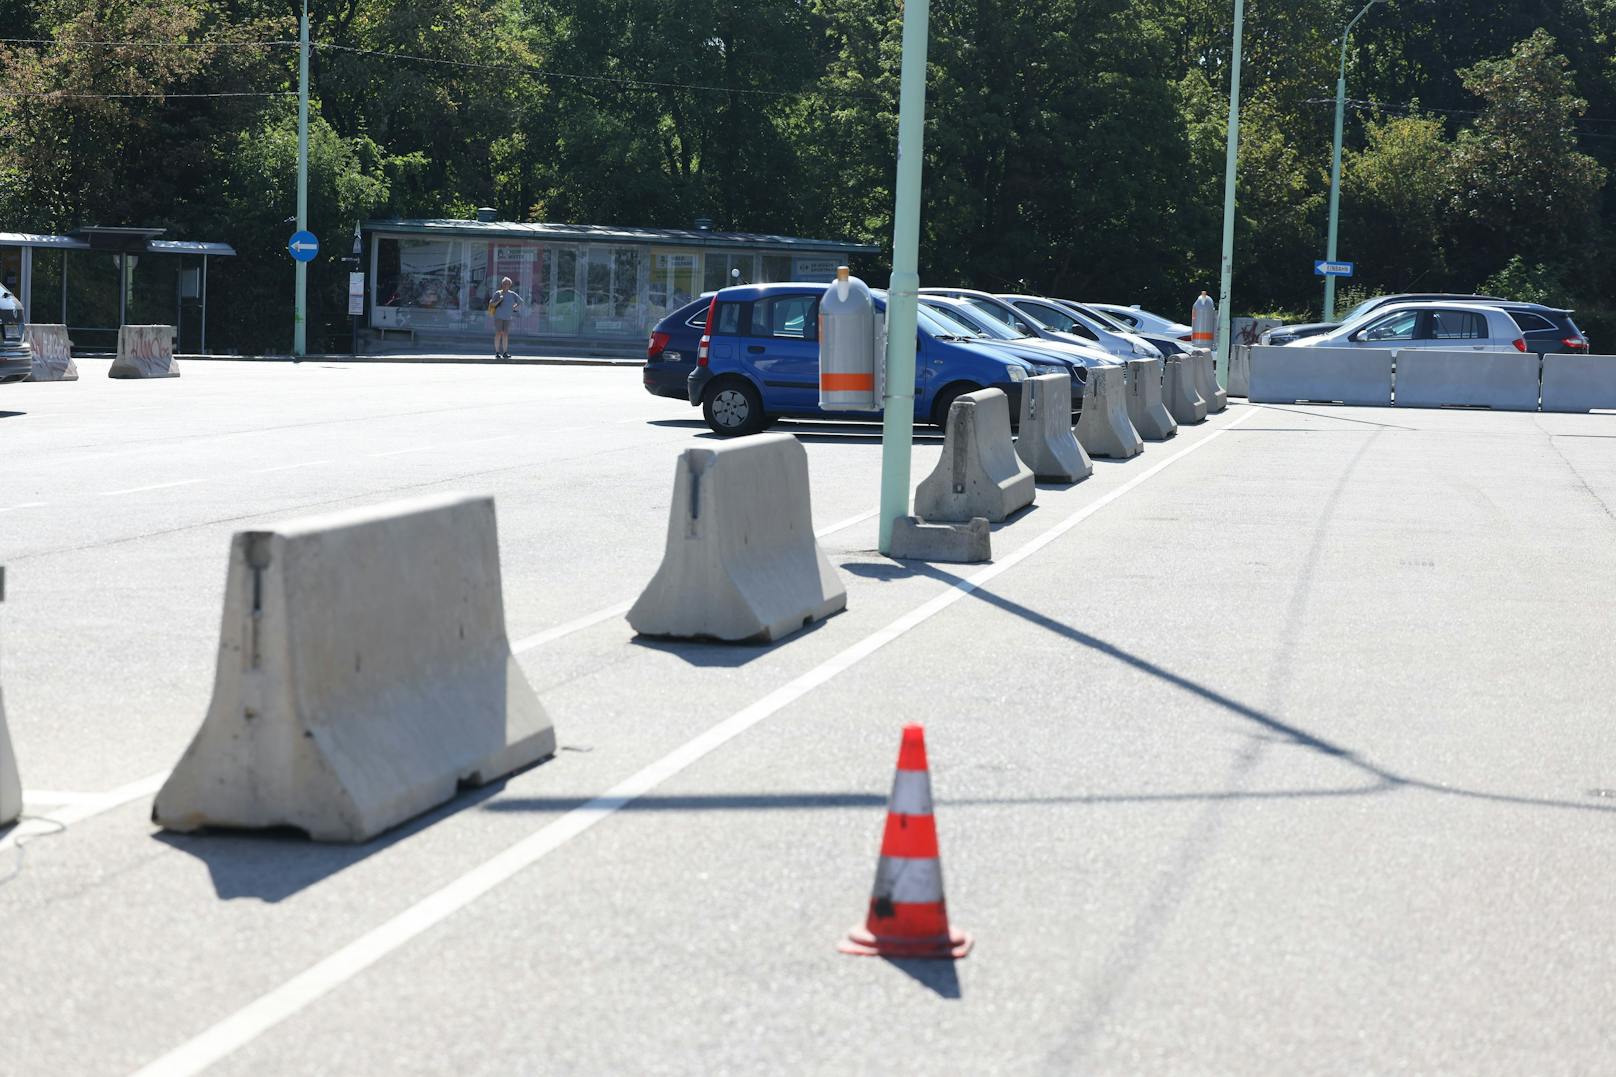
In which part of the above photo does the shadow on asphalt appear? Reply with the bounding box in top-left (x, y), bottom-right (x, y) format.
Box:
top-left (152, 775), bottom-right (522, 902)
top-left (628, 612), bottom-right (838, 667)
top-left (0, 411), bottom-right (24, 419)
top-left (484, 791), bottom-right (886, 814)
top-left (884, 956), bottom-right (963, 998)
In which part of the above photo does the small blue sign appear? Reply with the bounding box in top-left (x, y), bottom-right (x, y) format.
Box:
top-left (1314, 259), bottom-right (1354, 277)
top-left (288, 230), bottom-right (320, 262)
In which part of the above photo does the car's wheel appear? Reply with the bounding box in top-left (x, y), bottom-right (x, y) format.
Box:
top-left (929, 382), bottom-right (982, 428)
top-left (702, 377), bottom-right (768, 437)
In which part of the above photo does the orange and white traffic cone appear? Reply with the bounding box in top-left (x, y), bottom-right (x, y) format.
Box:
top-left (839, 724), bottom-right (972, 959)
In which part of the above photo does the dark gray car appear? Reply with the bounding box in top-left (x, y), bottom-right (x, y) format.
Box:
top-left (0, 286), bottom-right (30, 383)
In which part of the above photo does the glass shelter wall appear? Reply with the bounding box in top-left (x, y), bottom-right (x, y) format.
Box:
top-left (370, 233), bottom-right (856, 344)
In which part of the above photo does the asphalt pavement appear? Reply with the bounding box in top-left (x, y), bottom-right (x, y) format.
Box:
top-left (2, 359), bottom-right (1615, 1075)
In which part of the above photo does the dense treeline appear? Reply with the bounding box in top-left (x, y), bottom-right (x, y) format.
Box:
top-left (1, 0), bottom-right (1612, 351)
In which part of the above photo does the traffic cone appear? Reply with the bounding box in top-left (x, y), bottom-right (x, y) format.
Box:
top-left (839, 724), bottom-right (972, 959)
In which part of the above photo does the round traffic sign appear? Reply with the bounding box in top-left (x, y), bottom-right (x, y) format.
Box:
top-left (288, 230), bottom-right (320, 263)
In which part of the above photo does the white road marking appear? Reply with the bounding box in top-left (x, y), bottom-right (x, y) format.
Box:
top-left (249, 459), bottom-right (332, 475)
top-left (0, 771), bottom-right (169, 854)
top-left (128, 407), bottom-right (1255, 1077)
top-left (98, 479), bottom-right (204, 497)
top-left (367, 446), bottom-right (433, 458)
top-left (509, 508), bottom-right (879, 654)
top-left (0, 501), bottom-right (49, 513)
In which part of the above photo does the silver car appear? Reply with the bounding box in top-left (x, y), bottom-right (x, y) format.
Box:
top-left (1290, 301), bottom-right (1528, 352)
top-left (1086, 302), bottom-right (1193, 341)
top-left (994, 294), bottom-right (1163, 360)
top-left (0, 286), bottom-right (30, 383)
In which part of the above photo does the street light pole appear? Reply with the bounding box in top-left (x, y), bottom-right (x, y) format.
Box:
top-left (877, 0), bottom-right (930, 556)
top-left (1323, 0), bottom-right (1383, 322)
top-left (294, 0), bottom-right (310, 357)
top-left (1214, 0), bottom-right (1246, 387)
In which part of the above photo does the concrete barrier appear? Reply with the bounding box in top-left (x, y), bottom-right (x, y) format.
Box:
top-left (1015, 373), bottom-right (1091, 482)
top-left (1077, 366), bottom-right (1144, 459)
top-left (109, 325), bottom-right (179, 379)
top-left (1189, 348), bottom-right (1227, 413)
top-left (915, 388), bottom-right (1035, 522)
top-left (1228, 344), bottom-right (1251, 398)
top-left (1124, 358), bottom-right (1177, 441)
top-left (1, 568), bottom-right (18, 827)
top-left (1164, 354), bottom-right (1207, 424)
top-left (629, 434), bottom-right (847, 643)
top-left (1541, 354), bottom-right (1616, 413)
top-left (23, 324), bottom-right (77, 381)
top-left (1247, 346), bottom-right (1393, 406)
top-left (153, 494), bottom-right (555, 842)
top-left (1394, 349), bottom-right (1539, 410)
top-left (888, 516), bottom-right (991, 564)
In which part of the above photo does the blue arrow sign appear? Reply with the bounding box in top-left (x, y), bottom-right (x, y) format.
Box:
top-left (288, 230), bottom-right (320, 263)
top-left (1314, 259), bottom-right (1354, 277)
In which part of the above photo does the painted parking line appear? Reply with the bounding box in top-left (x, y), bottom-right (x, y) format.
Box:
top-left (508, 507), bottom-right (880, 655)
top-left (0, 771), bottom-right (169, 854)
top-left (129, 408), bottom-right (1255, 1077)
top-left (0, 502), bottom-right (49, 514)
top-left (98, 479), bottom-right (204, 497)
top-left (367, 446), bottom-right (433, 458)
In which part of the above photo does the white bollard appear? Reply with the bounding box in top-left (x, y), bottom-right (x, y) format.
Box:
top-left (915, 387), bottom-right (1036, 522)
top-left (1015, 373), bottom-right (1091, 483)
top-left (629, 434), bottom-right (847, 643)
top-left (109, 325), bottom-right (179, 379)
top-left (1075, 366), bottom-right (1144, 459)
top-left (154, 494), bottom-right (555, 842)
top-left (1164, 354), bottom-right (1207, 424)
top-left (23, 324), bottom-right (77, 382)
top-left (1124, 358), bottom-right (1177, 441)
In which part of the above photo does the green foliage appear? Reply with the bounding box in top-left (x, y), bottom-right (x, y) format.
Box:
top-left (1, 0), bottom-right (1614, 352)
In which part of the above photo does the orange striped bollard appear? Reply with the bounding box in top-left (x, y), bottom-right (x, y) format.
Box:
top-left (839, 724), bottom-right (972, 959)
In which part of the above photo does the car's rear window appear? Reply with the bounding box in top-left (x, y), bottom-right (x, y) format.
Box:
top-left (1509, 312), bottom-right (1556, 333)
top-left (712, 302), bottom-right (742, 335)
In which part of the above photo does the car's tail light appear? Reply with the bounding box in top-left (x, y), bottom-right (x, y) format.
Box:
top-left (1563, 336), bottom-right (1588, 353)
top-left (647, 330), bottom-right (670, 360)
top-left (1178, 333), bottom-right (1192, 342)
top-left (1512, 338), bottom-right (1528, 352)
top-left (697, 297), bottom-right (718, 367)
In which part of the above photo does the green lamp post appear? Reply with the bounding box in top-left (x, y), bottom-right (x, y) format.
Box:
top-left (1323, 0), bottom-right (1384, 322)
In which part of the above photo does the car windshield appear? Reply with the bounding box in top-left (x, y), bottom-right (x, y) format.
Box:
top-left (919, 305), bottom-right (984, 338)
top-left (916, 306), bottom-right (965, 337)
top-left (1063, 301), bottom-right (1130, 333)
top-left (927, 303), bottom-right (1018, 340)
top-left (962, 297), bottom-right (1036, 337)
top-left (1341, 298), bottom-right (1382, 323)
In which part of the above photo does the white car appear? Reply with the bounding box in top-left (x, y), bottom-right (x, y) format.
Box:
top-left (1087, 303), bottom-right (1193, 340)
top-left (995, 294), bottom-right (1163, 360)
top-left (1289, 301), bottom-right (1529, 352)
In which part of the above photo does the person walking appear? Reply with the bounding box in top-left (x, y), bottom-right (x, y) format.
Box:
top-left (488, 277), bottom-right (522, 360)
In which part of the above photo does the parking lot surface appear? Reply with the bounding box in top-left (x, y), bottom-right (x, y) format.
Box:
top-left (3, 360), bottom-right (1615, 1075)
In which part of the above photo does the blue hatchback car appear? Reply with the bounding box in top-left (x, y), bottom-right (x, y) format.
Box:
top-left (643, 294), bottom-right (714, 400)
top-left (685, 282), bottom-right (1064, 437)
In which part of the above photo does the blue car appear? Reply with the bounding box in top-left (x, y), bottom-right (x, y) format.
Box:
top-left (685, 282), bottom-right (1063, 437)
top-left (643, 294), bottom-right (715, 400)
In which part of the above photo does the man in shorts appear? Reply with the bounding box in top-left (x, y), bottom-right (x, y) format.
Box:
top-left (489, 277), bottom-right (522, 360)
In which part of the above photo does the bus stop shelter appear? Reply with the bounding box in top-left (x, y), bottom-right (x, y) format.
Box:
top-left (0, 226), bottom-right (236, 353)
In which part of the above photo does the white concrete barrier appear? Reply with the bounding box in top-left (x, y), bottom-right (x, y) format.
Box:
top-left (1124, 358), bottom-right (1177, 441)
top-left (109, 325), bottom-right (179, 379)
top-left (1227, 344), bottom-right (1251, 398)
top-left (153, 494), bottom-right (555, 842)
top-left (1077, 366), bottom-right (1144, 459)
top-left (1164, 354), bottom-right (1207, 424)
top-left (1189, 348), bottom-right (1227, 413)
top-left (889, 515), bottom-right (991, 564)
top-left (915, 387), bottom-right (1036, 522)
top-left (1, 569), bottom-right (18, 827)
top-left (1394, 349), bottom-right (1539, 410)
top-left (23, 324), bottom-right (77, 381)
top-left (1015, 373), bottom-right (1091, 482)
top-left (1248, 346), bottom-right (1393, 406)
top-left (629, 434), bottom-right (847, 643)
top-left (1541, 354), bottom-right (1616, 413)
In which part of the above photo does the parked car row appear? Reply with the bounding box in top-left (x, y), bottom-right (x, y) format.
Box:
top-left (644, 282), bottom-right (1204, 436)
top-left (1262, 293), bottom-right (1589, 354)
